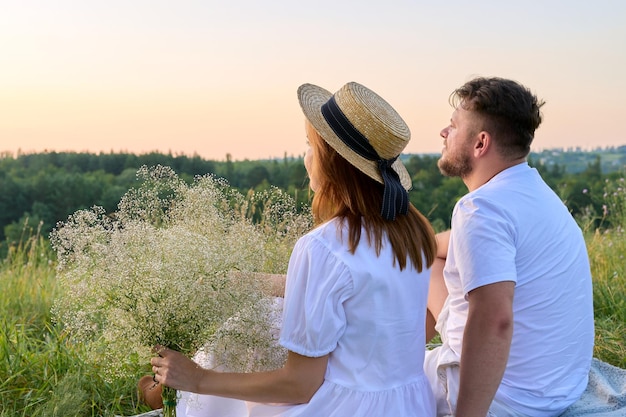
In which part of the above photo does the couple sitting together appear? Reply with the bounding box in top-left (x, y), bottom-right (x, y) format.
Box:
top-left (147, 77), bottom-right (595, 417)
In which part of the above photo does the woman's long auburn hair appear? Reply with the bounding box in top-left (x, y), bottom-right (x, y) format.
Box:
top-left (308, 124), bottom-right (437, 272)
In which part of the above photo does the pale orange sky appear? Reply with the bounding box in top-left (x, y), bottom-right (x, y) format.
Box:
top-left (1, 1), bottom-right (625, 161)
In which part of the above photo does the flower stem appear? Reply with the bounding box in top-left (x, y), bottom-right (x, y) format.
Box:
top-left (161, 386), bottom-right (177, 417)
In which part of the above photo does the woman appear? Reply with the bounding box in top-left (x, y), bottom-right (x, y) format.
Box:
top-left (151, 81), bottom-right (437, 416)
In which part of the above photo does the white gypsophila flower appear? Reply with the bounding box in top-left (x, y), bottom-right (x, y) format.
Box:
top-left (50, 165), bottom-right (310, 380)
top-left (207, 295), bottom-right (287, 373)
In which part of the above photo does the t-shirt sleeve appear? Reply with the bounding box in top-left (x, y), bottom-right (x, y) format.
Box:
top-left (452, 196), bottom-right (518, 296)
top-left (279, 233), bottom-right (353, 357)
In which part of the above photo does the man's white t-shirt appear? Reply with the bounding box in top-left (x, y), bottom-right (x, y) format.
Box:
top-left (440, 163), bottom-right (594, 416)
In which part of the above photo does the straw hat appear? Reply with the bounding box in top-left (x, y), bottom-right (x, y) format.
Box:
top-left (297, 81), bottom-right (412, 190)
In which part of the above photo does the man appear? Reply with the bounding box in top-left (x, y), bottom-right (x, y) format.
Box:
top-left (425, 77), bottom-right (594, 417)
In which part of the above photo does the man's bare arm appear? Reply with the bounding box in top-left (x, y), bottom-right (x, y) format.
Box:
top-left (455, 281), bottom-right (514, 417)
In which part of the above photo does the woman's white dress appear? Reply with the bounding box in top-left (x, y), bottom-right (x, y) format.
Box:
top-left (177, 218), bottom-right (435, 416)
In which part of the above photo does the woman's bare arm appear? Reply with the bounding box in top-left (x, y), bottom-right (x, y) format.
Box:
top-left (152, 348), bottom-right (328, 404)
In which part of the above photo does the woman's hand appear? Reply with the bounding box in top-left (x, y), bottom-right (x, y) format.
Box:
top-left (151, 345), bottom-right (209, 392)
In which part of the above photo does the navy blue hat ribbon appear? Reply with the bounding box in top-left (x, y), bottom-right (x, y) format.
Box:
top-left (321, 95), bottom-right (408, 220)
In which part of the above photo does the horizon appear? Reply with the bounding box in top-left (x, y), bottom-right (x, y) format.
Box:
top-left (3, 144), bottom-right (624, 163)
top-left (1, 1), bottom-right (625, 161)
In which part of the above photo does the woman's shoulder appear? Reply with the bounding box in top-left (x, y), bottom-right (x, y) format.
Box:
top-left (294, 218), bottom-right (348, 258)
top-left (301, 218), bottom-right (342, 241)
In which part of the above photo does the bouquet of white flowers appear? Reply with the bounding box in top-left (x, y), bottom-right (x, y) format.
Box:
top-left (51, 165), bottom-right (311, 416)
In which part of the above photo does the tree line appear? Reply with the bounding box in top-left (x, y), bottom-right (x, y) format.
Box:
top-left (1, 149), bottom-right (624, 256)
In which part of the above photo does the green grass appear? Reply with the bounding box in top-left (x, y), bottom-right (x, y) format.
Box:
top-left (0, 235), bottom-right (150, 416)
top-left (586, 227), bottom-right (626, 368)
top-left (1, 219), bottom-right (624, 415)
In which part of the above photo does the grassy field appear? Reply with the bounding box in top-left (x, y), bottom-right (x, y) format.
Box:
top-left (586, 226), bottom-right (626, 368)
top-left (1, 217), bottom-right (625, 416)
top-left (0, 235), bottom-right (151, 416)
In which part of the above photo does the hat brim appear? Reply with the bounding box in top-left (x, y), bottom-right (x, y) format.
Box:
top-left (297, 83), bottom-right (412, 191)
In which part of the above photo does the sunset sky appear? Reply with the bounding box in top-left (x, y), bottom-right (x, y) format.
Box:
top-left (1, 0), bottom-right (625, 161)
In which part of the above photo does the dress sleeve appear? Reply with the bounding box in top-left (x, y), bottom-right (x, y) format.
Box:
top-left (278, 233), bottom-right (353, 357)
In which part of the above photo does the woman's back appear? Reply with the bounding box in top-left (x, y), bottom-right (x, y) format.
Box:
top-left (269, 218), bottom-right (435, 416)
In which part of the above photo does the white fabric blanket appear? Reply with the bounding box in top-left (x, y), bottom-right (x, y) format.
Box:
top-left (560, 358), bottom-right (626, 416)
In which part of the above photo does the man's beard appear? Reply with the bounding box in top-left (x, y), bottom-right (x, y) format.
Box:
top-left (437, 148), bottom-right (473, 178)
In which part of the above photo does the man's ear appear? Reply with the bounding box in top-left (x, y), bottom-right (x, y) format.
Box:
top-left (473, 131), bottom-right (491, 157)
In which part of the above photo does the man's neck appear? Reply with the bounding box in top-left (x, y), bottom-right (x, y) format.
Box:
top-left (463, 158), bottom-right (526, 192)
